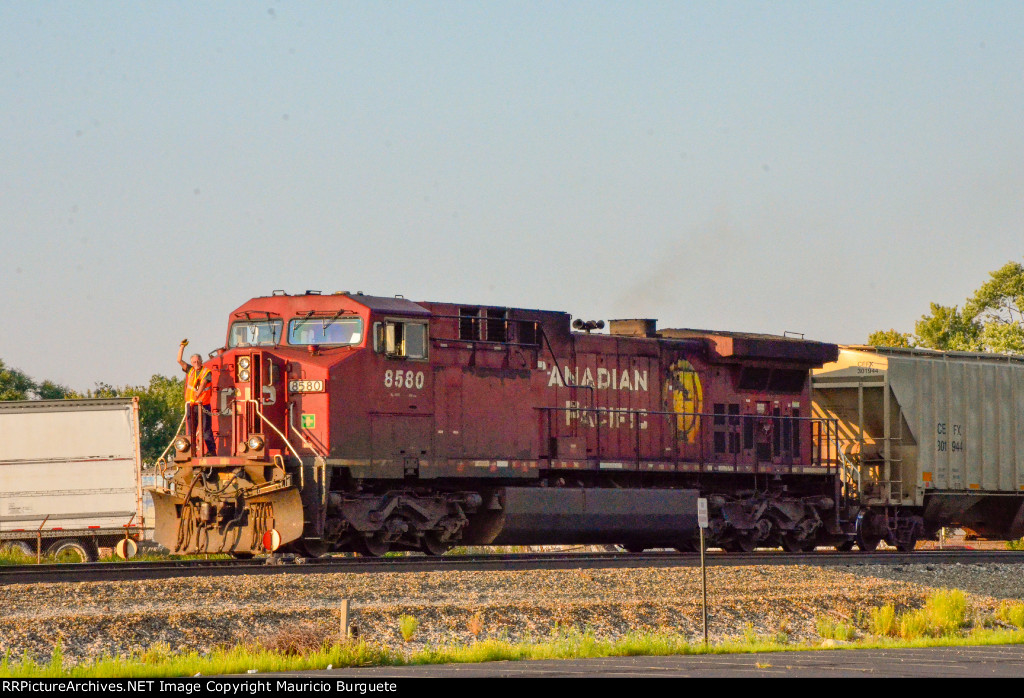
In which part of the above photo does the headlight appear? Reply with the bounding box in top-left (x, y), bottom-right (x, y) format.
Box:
top-left (238, 357), bottom-right (251, 370)
top-left (174, 437), bottom-right (191, 452)
top-left (247, 435), bottom-right (265, 451)
top-left (238, 369), bottom-right (251, 382)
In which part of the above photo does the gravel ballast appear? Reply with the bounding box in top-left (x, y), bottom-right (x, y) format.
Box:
top-left (1, 562), bottom-right (1022, 665)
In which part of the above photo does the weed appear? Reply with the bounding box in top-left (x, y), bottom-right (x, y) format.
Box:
top-left (923, 589), bottom-right (968, 636)
top-left (139, 643), bottom-right (174, 665)
top-left (253, 623), bottom-right (330, 656)
top-left (898, 609), bottom-right (930, 640)
top-left (816, 616), bottom-right (856, 642)
top-left (742, 623), bottom-right (758, 644)
top-left (1006, 538), bottom-right (1024, 551)
top-left (870, 604), bottom-right (898, 637)
top-left (399, 615), bottom-right (419, 643)
top-left (997, 602), bottom-right (1024, 629)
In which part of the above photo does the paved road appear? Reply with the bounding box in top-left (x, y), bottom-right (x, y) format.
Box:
top-left (290, 645), bottom-right (1024, 678)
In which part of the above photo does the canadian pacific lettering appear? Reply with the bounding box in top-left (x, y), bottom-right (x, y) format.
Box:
top-left (547, 365), bottom-right (649, 392)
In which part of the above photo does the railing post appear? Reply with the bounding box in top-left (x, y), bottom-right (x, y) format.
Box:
top-left (36, 514), bottom-right (49, 564)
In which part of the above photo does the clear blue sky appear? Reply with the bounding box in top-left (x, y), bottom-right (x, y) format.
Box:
top-left (2, 1), bottom-right (1022, 391)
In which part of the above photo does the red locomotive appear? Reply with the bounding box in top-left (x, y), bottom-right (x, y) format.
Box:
top-left (152, 291), bottom-right (848, 556)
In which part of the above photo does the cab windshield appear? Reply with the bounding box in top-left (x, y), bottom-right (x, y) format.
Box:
top-left (229, 320), bottom-right (283, 347)
top-left (289, 317), bottom-right (364, 346)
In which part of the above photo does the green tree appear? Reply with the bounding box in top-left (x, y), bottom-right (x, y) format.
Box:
top-left (963, 261), bottom-right (1024, 353)
top-left (35, 380), bottom-right (78, 400)
top-left (89, 375), bottom-right (185, 464)
top-left (866, 329), bottom-right (914, 348)
top-left (913, 303), bottom-right (982, 351)
top-left (0, 359), bottom-right (35, 400)
top-left (869, 260), bottom-right (1024, 354)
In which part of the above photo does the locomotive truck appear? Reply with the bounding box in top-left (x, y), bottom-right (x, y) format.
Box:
top-left (153, 291), bottom-right (863, 556)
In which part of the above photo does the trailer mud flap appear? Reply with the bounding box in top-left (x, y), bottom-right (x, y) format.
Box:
top-left (463, 488), bottom-right (699, 546)
top-left (150, 486), bottom-right (304, 555)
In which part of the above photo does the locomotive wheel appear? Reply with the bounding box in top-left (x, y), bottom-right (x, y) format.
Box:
top-left (728, 533), bottom-right (757, 553)
top-left (47, 539), bottom-right (99, 563)
top-left (230, 552), bottom-right (255, 560)
top-left (360, 533), bottom-right (390, 557)
top-left (621, 543), bottom-right (646, 553)
top-left (780, 534), bottom-right (808, 553)
top-left (297, 539), bottom-right (329, 558)
top-left (856, 534), bottom-right (881, 551)
top-left (421, 532), bottom-right (450, 556)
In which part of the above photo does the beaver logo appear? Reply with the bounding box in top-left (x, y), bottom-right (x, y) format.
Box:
top-left (664, 359), bottom-right (702, 444)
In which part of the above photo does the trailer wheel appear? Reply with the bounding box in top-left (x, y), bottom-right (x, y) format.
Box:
top-left (47, 539), bottom-right (99, 563)
top-left (0, 541), bottom-right (35, 558)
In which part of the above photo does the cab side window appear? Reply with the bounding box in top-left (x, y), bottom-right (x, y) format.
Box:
top-left (374, 320), bottom-right (428, 360)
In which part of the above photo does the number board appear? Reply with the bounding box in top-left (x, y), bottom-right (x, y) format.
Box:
top-left (289, 379), bottom-right (325, 393)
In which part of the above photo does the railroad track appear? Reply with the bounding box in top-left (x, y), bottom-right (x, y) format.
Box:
top-left (2, 548), bottom-right (1024, 585)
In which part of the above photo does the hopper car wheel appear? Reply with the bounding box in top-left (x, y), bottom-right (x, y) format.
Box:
top-left (360, 533), bottom-right (390, 557)
top-left (836, 540), bottom-right (856, 552)
top-left (0, 541), bottom-right (34, 557)
top-left (421, 533), bottom-right (450, 556)
top-left (230, 552), bottom-right (255, 560)
top-left (895, 531), bottom-right (919, 553)
top-left (47, 539), bottom-right (99, 563)
top-left (621, 544), bottom-right (646, 553)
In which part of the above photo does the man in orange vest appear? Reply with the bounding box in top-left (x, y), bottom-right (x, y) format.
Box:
top-left (177, 339), bottom-right (217, 456)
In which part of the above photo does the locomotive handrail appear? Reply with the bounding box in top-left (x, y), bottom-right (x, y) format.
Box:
top-left (155, 410), bottom-right (188, 478)
top-left (834, 440), bottom-right (861, 500)
top-left (245, 399), bottom-right (305, 464)
top-left (537, 406), bottom-right (838, 472)
top-left (288, 402), bottom-right (328, 459)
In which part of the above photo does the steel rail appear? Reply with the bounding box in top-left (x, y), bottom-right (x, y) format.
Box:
top-left (2, 549), bottom-right (1024, 586)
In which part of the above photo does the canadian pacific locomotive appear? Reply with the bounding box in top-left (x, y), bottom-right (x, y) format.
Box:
top-left (154, 291), bottom-right (888, 557)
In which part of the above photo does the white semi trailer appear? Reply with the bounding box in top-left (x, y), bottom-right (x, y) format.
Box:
top-left (0, 397), bottom-right (144, 561)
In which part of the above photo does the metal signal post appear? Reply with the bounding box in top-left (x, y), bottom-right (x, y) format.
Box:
top-left (698, 497), bottom-right (709, 646)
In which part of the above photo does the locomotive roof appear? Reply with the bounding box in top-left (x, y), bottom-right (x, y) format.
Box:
top-left (842, 344), bottom-right (1024, 365)
top-left (239, 292), bottom-right (430, 316)
top-left (342, 293), bottom-right (430, 316)
top-left (659, 327), bottom-right (839, 365)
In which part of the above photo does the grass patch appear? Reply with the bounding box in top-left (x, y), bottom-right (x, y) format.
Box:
top-left (816, 616), bottom-right (856, 642)
top-left (869, 604), bottom-right (898, 636)
top-left (398, 615), bottom-right (419, 643)
top-left (997, 602), bottom-right (1024, 629)
top-left (869, 589), bottom-right (968, 640)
